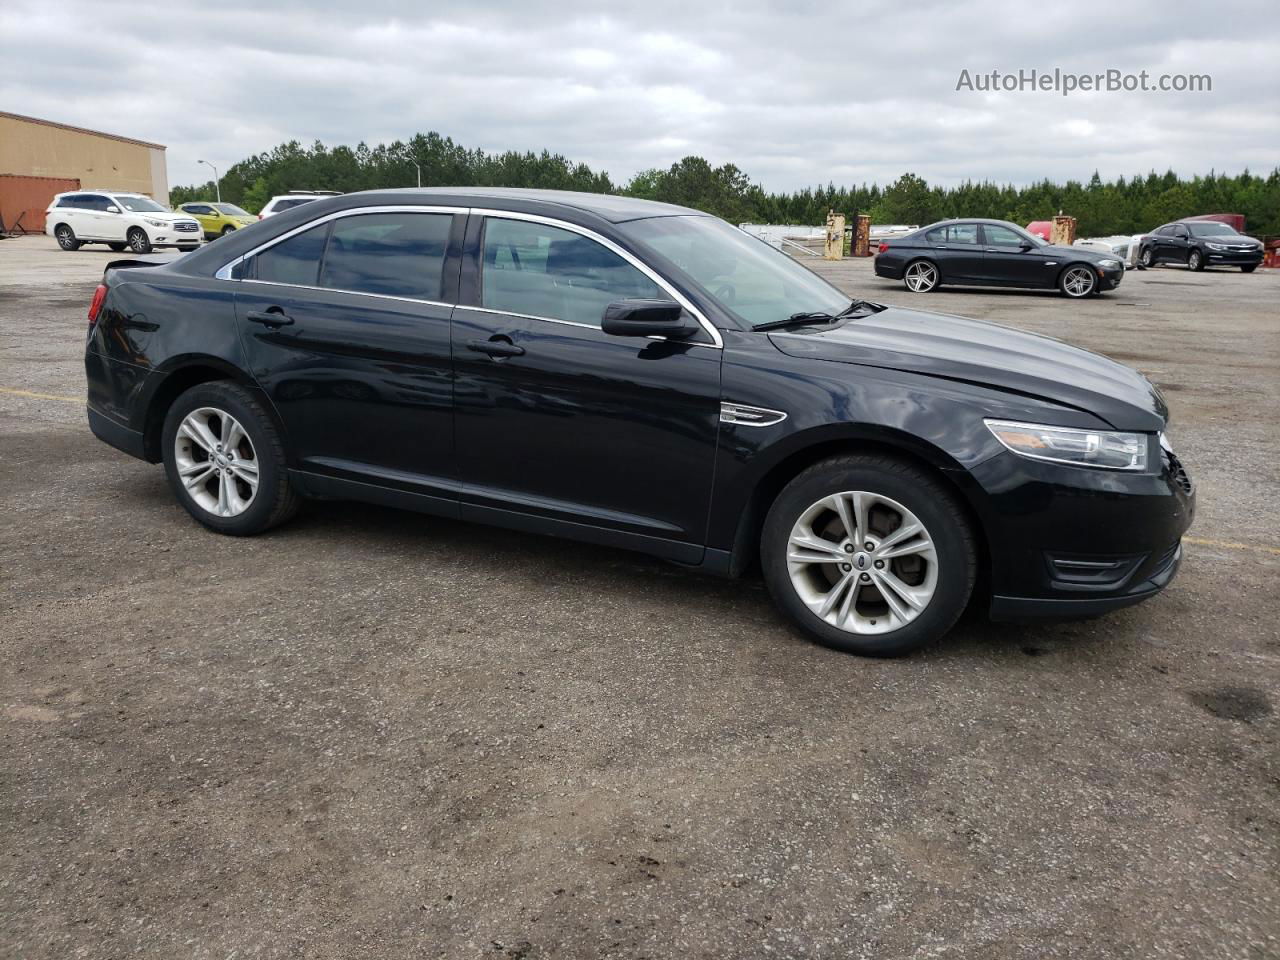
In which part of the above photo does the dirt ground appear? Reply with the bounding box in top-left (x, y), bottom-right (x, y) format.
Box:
top-left (2, 235), bottom-right (1277, 959)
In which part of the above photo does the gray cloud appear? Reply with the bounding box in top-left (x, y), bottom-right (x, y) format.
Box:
top-left (2, 0), bottom-right (1276, 191)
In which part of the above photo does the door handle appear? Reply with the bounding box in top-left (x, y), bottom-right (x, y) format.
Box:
top-left (467, 337), bottom-right (524, 359)
top-left (246, 308), bottom-right (294, 327)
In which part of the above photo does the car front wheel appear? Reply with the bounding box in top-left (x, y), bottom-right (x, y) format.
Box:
top-left (761, 454), bottom-right (977, 657)
top-left (1187, 249), bottom-right (1205, 271)
top-left (220, 224), bottom-right (236, 236)
top-left (127, 227), bottom-right (152, 254)
top-left (1059, 265), bottom-right (1097, 298)
top-left (161, 381), bottom-right (299, 535)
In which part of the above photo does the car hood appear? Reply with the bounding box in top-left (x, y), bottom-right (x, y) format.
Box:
top-left (1040, 243), bottom-right (1113, 262)
top-left (148, 211), bottom-right (198, 223)
top-left (1200, 234), bottom-right (1261, 246)
top-left (768, 306), bottom-right (1167, 431)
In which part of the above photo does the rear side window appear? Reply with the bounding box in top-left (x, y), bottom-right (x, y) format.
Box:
top-left (319, 213), bottom-right (452, 300)
top-left (926, 224), bottom-right (979, 244)
top-left (481, 218), bottom-right (661, 327)
top-left (276, 198), bottom-right (316, 212)
top-left (253, 223), bottom-right (329, 286)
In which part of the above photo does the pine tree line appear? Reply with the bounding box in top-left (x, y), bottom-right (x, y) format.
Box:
top-left (170, 133), bottom-right (1280, 237)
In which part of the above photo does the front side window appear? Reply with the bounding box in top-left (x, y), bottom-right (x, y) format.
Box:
top-left (320, 213), bottom-right (452, 300)
top-left (215, 203), bottom-right (250, 217)
top-left (481, 218), bottom-right (661, 327)
top-left (114, 195), bottom-right (168, 213)
top-left (252, 223), bottom-right (328, 286)
top-left (982, 224), bottom-right (1027, 247)
top-left (622, 215), bottom-right (850, 329)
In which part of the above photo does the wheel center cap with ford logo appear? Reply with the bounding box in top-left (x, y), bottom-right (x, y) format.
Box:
top-left (853, 552), bottom-right (872, 570)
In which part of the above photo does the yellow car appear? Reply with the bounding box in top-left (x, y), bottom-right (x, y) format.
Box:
top-left (177, 201), bottom-right (257, 240)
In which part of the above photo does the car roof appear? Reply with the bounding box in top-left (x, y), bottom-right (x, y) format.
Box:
top-left (343, 187), bottom-right (706, 224)
top-left (918, 217), bottom-right (1024, 230)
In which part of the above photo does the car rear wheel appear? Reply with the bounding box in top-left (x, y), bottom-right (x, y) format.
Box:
top-left (1059, 265), bottom-right (1096, 298)
top-left (903, 259), bottom-right (939, 293)
top-left (127, 227), bottom-right (152, 254)
top-left (1241, 265), bottom-right (1257, 273)
top-left (1188, 249), bottom-right (1204, 271)
top-left (1139, 246), bottom-right (1155, 268)
top-left (54, 224), bottom-right (81, 251)
top-left (161, 381), bottom-right (299, 535)
top-left (761, 454), bottom-right (977, 657)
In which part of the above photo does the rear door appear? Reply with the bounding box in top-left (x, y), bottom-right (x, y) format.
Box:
top-left (449, 213), bottom-right (723, 561)
top-left (232, 207), bottom-right (464, 505)
top-left (979, 223), bottom-right (1050, 287)
top-left (926, 223), bottom-right (984, 281)
top-left (75, 194), bottom-right (114, 239)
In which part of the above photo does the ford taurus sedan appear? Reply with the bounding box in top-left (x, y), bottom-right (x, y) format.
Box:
top-left (875, 218), bottom-right (1126, 297)
top-left (83, 189), bottom-right (1194, 656)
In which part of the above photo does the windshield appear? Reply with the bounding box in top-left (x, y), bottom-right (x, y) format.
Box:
top-left (114, 195), bottom-right (168, 213)
top-left (1187, 221), bottom-right (1238, 236)
top-left (215, 203), bottom-right (250, 216)
top-left (621, 216), bottom-right (850, 328)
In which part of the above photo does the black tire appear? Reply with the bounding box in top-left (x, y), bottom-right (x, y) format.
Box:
top-left (127, 227), bottom-right (152, 254)
top-left (1241, 264), bottom-right (1257, 274)
top-left (760, 454), bottom-right (977, 657)
top-left (108, 242), bottom-right (127, 252)
top-left (53, 223), bottom-right (81, 251)
top-left (220, 224), bottom-right (236, 236)
top-left (161, 381), bottom-right (299, 536)
top-left (1139, 246), bottom-right (1155, 268)
top-left (1187, 248), bottom-right (1204, 271)
top-left (1058, 263), bottom-right (1097, 298)
top-left (902, 258), bottom-right (940, 293)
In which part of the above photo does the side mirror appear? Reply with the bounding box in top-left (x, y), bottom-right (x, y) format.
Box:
top-left (1019, 240), bottom-right (1034, 251)
top-left (601, 299), bottom-right (699, 339)
top-left (105, 206), bottom-right (120, 214)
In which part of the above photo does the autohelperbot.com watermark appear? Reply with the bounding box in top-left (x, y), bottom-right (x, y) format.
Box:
top-left (955, 68), bottom-right (1212, 96)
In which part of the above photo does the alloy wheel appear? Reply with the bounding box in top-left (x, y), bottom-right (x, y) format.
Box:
top-left (173, 406), bottom-right (260, 518)
top-left (904, 261), bottom-right (938, 292)
top-left (1062, 266), bottom-right (1095, 297)
top-left (1188, 251), bottom-right (1202, 270)
top-left (56, 225), bottom-right (74, 249)
top-left (786, 490), bottom-right (938, 635)
top-left (1140, 248), bottom-right (1154, 267)
top-left (129, 229), bottom-right (148, 253)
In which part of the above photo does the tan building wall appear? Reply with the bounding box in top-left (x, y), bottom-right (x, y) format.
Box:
top-left (0, 111), bottom-right (168, 204)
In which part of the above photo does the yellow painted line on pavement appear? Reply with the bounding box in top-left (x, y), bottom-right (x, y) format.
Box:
top-left (1184, 536), bottom-right (1280, 557)
top-left (0, 386), bottom-right (80, 403)
top-left (2, 383), bottom-right (1279, 558)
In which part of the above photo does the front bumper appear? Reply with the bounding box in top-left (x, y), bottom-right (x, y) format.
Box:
top-left (965, 446), bottom-right (1195, 621)
top-left (1097, 265), bottom-right (1125, 290)
top-left (146, 222), bottom-right (203, 248)
top-left (1204, 249), bottom-right (1263, 266)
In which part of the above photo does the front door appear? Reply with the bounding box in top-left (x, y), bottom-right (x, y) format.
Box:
top-left (450, 214), bottom-right (722, 561)
top-left (233, 209), bottom-right (463, 504)
top-left (979, 223), bottom-right (1050, 287)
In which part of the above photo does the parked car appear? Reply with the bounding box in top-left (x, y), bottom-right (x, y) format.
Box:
top-left (875, 218), bottom-right (1125, 297)
top-left (1137, 221), bottom-right (1263, 272)
top-left (45, 191), bottom-right (201, 253)
top-left (82, 189), bottom-right (1194, 657)
top-left (258, 191), bottom-right (342, 219)
top-left (178, 201), bottom-right (257, 240)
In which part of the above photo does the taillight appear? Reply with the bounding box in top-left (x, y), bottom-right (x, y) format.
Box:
top-left (877, 242), bottom-right (889, 254)
top-left (88, 283), bottom-right (108, 327)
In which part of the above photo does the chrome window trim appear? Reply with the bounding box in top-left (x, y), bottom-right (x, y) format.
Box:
top-left (238, 278), bottom-right (454, 310)
top-left (471, 208), bottom-right (723, 349)
top-left (213, 205), bottom-right (470, 281)
top-left (460, 304), bottom-right (596, 330)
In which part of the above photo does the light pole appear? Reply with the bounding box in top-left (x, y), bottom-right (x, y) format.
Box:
top-left (198, 160), bottom-right (221, 203)
top-left (413, 162), bottom-right (421, 188)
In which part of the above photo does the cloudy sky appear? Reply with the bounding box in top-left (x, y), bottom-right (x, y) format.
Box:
top-left (3, 1), bottom-right (1277, 192)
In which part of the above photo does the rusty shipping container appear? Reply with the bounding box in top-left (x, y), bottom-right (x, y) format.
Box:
top-left (0, 174), bottom-right (80, 233)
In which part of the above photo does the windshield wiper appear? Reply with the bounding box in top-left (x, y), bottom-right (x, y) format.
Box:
top-left (753, 299), bottom-right (884, 332)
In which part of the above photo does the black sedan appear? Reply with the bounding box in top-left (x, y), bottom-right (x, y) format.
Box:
top-left (875, 218), bottom-right (1125, 297)
top-left (1138, 220), bottom-right (1264, 272)
top-left (84, 189), bottom-right (1193, 657)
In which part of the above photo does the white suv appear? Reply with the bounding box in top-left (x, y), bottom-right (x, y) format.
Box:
top-left (45, 191), bottom-right (202, 254)
top-left (257, 190), bottom-right (342, 219)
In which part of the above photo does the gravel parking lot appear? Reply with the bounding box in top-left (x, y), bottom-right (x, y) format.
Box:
top-left (2, 235), bottom-right (1277, 959)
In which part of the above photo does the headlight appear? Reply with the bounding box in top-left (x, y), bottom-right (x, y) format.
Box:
top-left (144, 218), bottom-right (166, 228)
top-left (1205, 242), bottom-right (1227, 251)
top-left (1098, 258), bottom-right (1120, 268)
top-left (985, 419), bottom-right (1148, 471)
